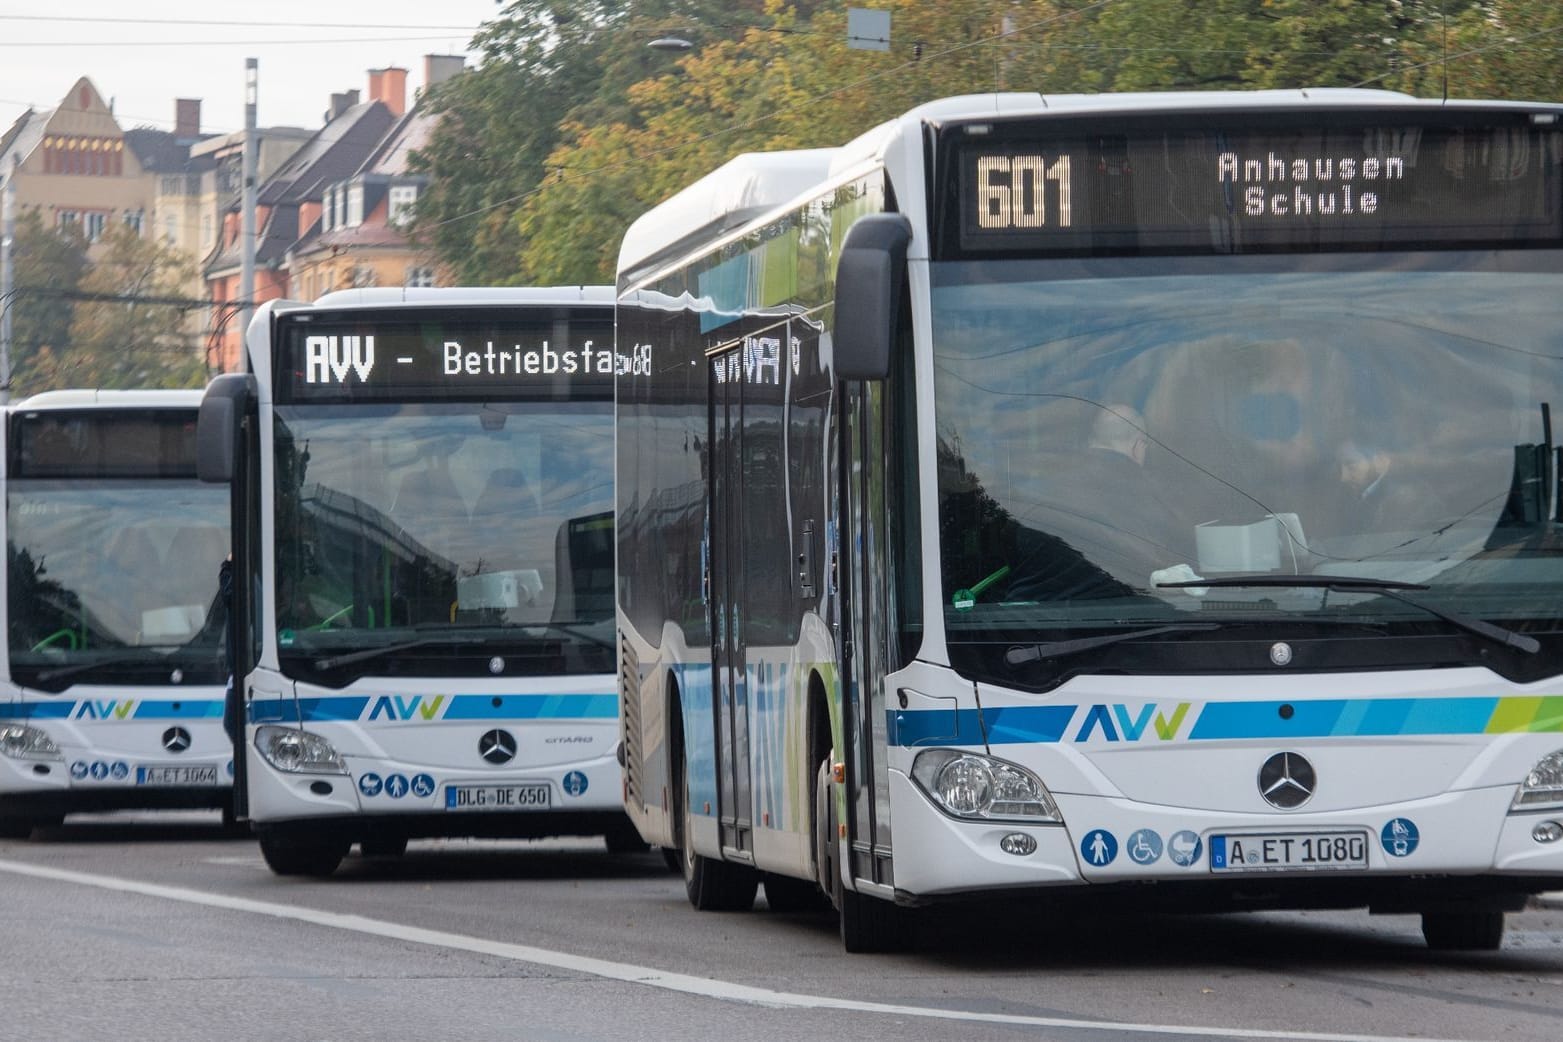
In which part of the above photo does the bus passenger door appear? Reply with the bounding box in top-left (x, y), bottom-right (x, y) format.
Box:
top-left (708, 349), bottom-right (753, 857)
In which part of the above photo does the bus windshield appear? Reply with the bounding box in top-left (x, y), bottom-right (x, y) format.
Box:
top-left (932, 251), bottom-right (1563, 682)
top-left (7, 480), bottom-right (229, 689)
top-left (272, 399), bottom-right (614, 682)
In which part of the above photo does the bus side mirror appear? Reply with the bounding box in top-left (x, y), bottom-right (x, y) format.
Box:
top-left (197, 373), bottom-right (256, 484)
top-left (833, 213), bottom-right (912, 381)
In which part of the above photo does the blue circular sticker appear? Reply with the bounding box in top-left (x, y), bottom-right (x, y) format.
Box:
top-left (70, 761), bottom-right (89, 780)
top-left (358, 772), bottom-right (383, 797)
top-left (1167, 830), bottom-right (1203, 867)
top-left (1127, 828), bottom-right (1164, 865)
top-left (384, 773), bottom-right (410, 799)
top-left (1080, 829), bottom-right (1118, 867)
top-left (89, 761), bottom-right (110, 780)
top-left (110, 761), bottom-right (129, 780)
top-left (562, 770), bottom-right (589, 798)
top-left (1381, 818), bottom-right (1419, 857)
top-left (226, 759), bottom-right (235, 778)
top-left (411, 773), bottom-right (436, 799)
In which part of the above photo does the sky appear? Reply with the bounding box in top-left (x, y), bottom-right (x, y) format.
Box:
top-left (0, 2), bottom-right (507, 138)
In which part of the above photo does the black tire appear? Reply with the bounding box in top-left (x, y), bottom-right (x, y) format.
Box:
top-left (763, 872), bottom-right (830, 914)
top-left (840, 887), bottom-right (906, 953)
top-left (673, 712), bottom-right (756, 911)
top-left (1422, 910), bottom-right (1505, 951)
top-left (359, 835), bottom-right (409, 859)
top-left (815, 754), bottom-right (904, 952)
top-left (258, 828), bottom-right (349, 877)
top-left (604, 823), bottom-right (650, 855)
top-left (0, 817), bottom-right (37, 840)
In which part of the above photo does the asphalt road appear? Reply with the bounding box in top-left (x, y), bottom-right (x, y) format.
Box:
top-left (3, 812), bottom-right (1562, 1042)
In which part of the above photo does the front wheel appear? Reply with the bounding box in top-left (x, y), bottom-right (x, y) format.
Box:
top-left (358, 835), bottom-right (409, 859)
top-left (604, 823), bottom-right (650, 855)
top-left (814, 754), bottom-right (904, 952)
top-left (258, 827), bottom-right (349, 877)
top-left (1421, 910), bottom-right (1505, 951)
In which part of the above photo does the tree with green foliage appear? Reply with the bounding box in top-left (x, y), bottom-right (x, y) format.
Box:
top-left (5, 209), bottom-right (88, 398)
top-left (47, 225), bottom-right (205, 390)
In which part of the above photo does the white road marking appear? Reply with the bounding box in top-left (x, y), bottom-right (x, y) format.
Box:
top-left (0, 857), bottom-right (1483, 1042)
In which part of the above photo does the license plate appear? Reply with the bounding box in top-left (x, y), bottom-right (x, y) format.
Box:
top-left (136, 764), bottom-right (220, 786)
top-left (444, 784), bottom-right (551, 810)
top-left (1210, 830), bottom-right (1369, 872)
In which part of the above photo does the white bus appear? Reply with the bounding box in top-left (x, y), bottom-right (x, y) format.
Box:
top-left (198, 287), bottom-right (637, 876)
top-left (614, 90), bottom-right (1563, 951)
top-left (2, 390), bottom-right (232, 837)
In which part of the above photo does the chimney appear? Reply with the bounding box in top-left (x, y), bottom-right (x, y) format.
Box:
top-left (326, 89), bottom-right (361, 122)
top-left (175, 98), bottom-right (201, 140)
top-left (423, 55), bottom-right (466, 94)
top-left (368, 67), bottom-right (407, 118)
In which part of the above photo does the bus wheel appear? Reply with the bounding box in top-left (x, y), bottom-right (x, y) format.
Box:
top-left (763, 873), bottom-right (829, 914)
top-left (359, 835), bottom-right (409, 859)
top-left (675, 736), bottom-right (756, 911)
top-left (0, 817), bottom-right (37, 839)
top-left (816, 755), bottom-right (904, 952)
top-left (604, 823), bottom-right (650, 855)
top-left (258, 828), bottom-right (349, 877)
top-left (1421, 910), bottom-right (1506, 951)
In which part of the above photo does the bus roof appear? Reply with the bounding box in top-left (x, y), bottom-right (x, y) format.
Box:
top-left (617, 88), bottom-right (1563, 278)
top-left (11, 388), bottom-right (205, 411)
top-left (309, 286), bottom-right (614, 310)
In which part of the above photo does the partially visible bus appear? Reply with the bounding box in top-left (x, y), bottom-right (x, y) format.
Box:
top-left (614, 90), bottom-right (1563, 951)
top-left (1, 390), bottom-right (232, 838)
top-left (199, 287), bottom-right (635, 876)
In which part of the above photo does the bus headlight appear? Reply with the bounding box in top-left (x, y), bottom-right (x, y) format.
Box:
top-left (1513, 748), bottom-right (1563, 810)
top-left (911, 749), bottom-right (1060, 823)
top-left (0, 724), bottom-right (63, 761)
top-left (254, 726), bottom-right (346, 774)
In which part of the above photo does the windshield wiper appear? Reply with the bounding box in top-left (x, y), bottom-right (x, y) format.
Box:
top-left (311, 636), bottom-right (473, 671)
top-left (30, 654), bottom-right (158, 686)
top-left (1006, 623), bottom-right (1223, 666)
top-left (1155, 574), bottom-right (1540, 654)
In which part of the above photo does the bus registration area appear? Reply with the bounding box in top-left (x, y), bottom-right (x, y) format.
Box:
top-left (1210, 830), bottom-right (1370, 872)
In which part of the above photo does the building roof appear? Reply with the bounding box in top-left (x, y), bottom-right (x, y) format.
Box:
top-left (256, 100), bottom-right (396, 207)
top-left (124, 127), bottom-right (217, 176)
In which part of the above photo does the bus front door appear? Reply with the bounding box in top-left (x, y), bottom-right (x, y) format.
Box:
top-left (709, 349), bottom-right (753, 857)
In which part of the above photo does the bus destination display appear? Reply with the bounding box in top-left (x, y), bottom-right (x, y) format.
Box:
top-left (277, 311), bottom-right (616, 402)
top-left (952, 117), bottom-right (1563, 253)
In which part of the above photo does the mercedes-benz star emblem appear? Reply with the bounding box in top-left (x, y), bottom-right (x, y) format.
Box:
top-left (162, 726), bottom-right (192, 754)
top-left (478, 729), bottom-right (517, 765)
top-left (1258, 751), bottom-right (1315, 809)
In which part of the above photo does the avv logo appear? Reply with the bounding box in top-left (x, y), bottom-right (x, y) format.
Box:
top-left (1074, 702), bottom-right (1191, 742)
top-left (366, 695), bottom-right (446, 721)
top-left (305, 334), bottom-right (375, 384)
top-left (71, 700), bottom-right (136, 720)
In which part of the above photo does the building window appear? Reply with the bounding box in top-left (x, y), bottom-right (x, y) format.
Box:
top-left (405, 266), bottom-right (435, 288)
top-left (57, 211), bottom-right (79, 232)
top-left (389, 185), bottom-right (418, 226)
top-left (352, 265), bottom-right (378, 288)
top-left (346, 183), bottom-right (364, 228)
top-left (85, 212), bottom-right (108, 242)
top-left (125, 210), bottom-right (144, 236)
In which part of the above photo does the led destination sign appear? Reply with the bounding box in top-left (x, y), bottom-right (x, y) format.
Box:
top-left (276, 308), bottom-right (615, 402)
top-left (949, 113), bottom-right (1563, 254)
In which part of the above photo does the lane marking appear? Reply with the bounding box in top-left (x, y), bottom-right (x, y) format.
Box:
top-left (0, 857), bottom-right (1483, 1042)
